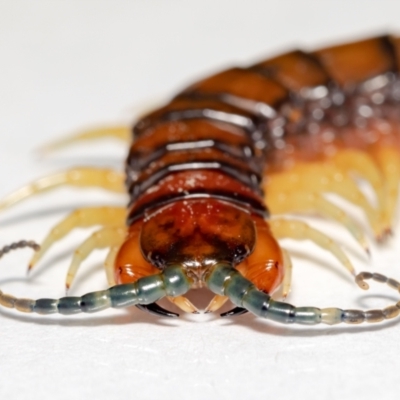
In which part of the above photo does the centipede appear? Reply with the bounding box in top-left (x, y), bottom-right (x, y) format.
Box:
top-left (2, 34), bottom-right (400, 326)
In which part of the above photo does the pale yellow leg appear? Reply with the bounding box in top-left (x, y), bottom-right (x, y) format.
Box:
top-left (269, 218), bottom-right (355, 276)
top-left (39, 126), bottom-right (131, 154)
top-left (167, 296), bottom-right (200, 314)
top-left (104, 245), bottom-right (122, 286)
top-left (372, 146), bottom-right (400, 235)
top-left (0, 167), bottom-right (125, 211)
top-left (265, 162), bottom-right (383, 237)
top-left (266, 190), bottom-right (368, 252)
top-left (204, 295), bottom-right (229, 313)
top-left (281, 248), bottom-right (293, 299)
top-left (66, 226), bottom-right (127, 290)
top-left (28, 206), bottom-right (126, 271)
top-left (331, 149), bottom-right (384, 211)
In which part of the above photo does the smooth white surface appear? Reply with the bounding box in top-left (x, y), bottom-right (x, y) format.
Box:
top-left (1, 1), bottom-right (400, 399)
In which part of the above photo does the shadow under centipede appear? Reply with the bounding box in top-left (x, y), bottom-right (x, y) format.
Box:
top-left (281, 248), bottom-right (355, 283)
top-left (355, 293), bottom-right (399, 308)
top-left (0, 304), bottom-right (182, 328)
top-left (5, 258), bottom-right (111, 296)
top-left (0, 244), bottom-right (98, 290)
top-left (217, 308), bottom-right (400, 337)
top-left (28, 246), bottom-right (81, 281)
top-left (373, 234), bottom-right (398, 252)
top-left (184, 288), bottom-right (216, 310)
top-left (340, 241), bottom-right (371, 262)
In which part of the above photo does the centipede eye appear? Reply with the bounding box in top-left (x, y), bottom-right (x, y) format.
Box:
top-left (233, 245), bottom-right (249, 263)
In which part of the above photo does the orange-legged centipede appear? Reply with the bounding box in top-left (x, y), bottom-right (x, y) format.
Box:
top-left (1, 34), bottom-right (400, 325)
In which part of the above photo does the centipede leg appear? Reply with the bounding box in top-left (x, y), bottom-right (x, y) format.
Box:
top-left (269, 218), bottom-right (355, 276)
top-left (371, 146), bottom-right (400, 235)
top-left (266, 163), bottom-right (383, 238)
top-left (331, 148), bottom-right (384, 211)
top-left (267, 190), bottom-right (368, 252)
top-left (66, 226), bottom-right (127, 290)
top-left (0, 167), bottom-right (125, 211)
top-left (104, 245), bottom-right (122, 286)
top-left (29, 206), bottom-right (126, 272)
top-left (281, 248), bottom-right (293, 299)
top-left (166, 296), bottom-right (200, 314)
top-left (39, 125), bottom-right (131, 153)
top-left (204, 294), bottom-right (229, 313)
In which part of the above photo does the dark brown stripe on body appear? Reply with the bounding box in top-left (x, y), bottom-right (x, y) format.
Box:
top-left (128, 34), bottom-right (400, 225)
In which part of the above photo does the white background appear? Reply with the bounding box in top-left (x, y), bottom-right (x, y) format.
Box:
top-left (1, 1), bottom-right (400, 399)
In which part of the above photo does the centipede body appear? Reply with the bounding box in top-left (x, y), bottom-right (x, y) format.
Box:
top-left (1, 34), bottom-right (400, 325)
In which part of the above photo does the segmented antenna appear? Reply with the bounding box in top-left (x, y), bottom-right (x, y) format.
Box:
top-left (0, 240), bottom-right (40, 259)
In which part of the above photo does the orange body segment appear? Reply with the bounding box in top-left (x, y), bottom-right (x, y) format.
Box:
top-left (313, 36), bottom-right (396, 86)
top-left (115, 219), bottom-right (159, 285)
top-left (236, 216), bottom-right (284, 293)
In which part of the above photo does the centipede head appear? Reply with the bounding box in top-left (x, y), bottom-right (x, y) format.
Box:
top-left (140, 199), bottom-right (256, 287)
